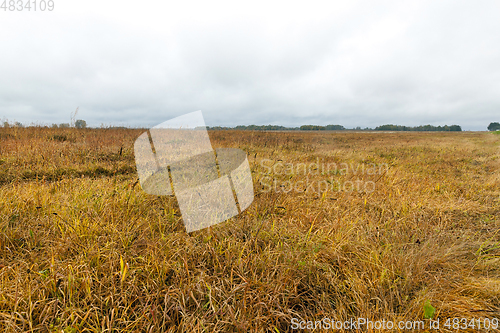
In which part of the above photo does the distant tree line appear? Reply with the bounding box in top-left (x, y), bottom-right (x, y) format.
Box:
top-left (208, 125), bottom-right (297, 130)
top-left (50, 119), bottom-right (86, 128)
top-left (374, 124), bottom-right (462, 131)
top-left (236, 125), bottom-right (296, 131)
top-left (7, 120), bottom-right (493, 132)
top-left (299, 125), bottom-right (345, 130)
top-left (208, 124), bottom-right (346, 131)
top-left (208, 124), bottom-right (463, 131)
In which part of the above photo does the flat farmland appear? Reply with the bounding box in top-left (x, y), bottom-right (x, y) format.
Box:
top-left (0, 127), bottom-right (499, 332)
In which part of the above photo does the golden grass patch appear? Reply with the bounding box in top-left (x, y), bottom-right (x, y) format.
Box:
top-left (0, 127), bottom-right (499, 331)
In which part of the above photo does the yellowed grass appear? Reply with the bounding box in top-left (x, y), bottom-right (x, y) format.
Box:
top-left (0, 127), bottom-right (499, 332)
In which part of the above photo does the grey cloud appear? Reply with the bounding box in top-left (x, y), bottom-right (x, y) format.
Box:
top-left (0, 0), bottom-right (499, 130)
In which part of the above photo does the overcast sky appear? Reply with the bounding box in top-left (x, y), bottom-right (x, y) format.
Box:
top-left (1, 0), bottom-right (499, 130)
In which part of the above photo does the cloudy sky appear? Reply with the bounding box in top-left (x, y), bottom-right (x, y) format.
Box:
top-left (1, 0), bottom-right (499, 130)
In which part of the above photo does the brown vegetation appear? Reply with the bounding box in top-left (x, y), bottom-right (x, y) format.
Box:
top-left (0, 127), bottom-right (499, 332)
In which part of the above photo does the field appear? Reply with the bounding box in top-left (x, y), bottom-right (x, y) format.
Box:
top-left (0, 127), bottom-right (499, 332)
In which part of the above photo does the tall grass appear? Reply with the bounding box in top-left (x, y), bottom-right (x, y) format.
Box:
top-left (0, 127), bottom-right (499, 332)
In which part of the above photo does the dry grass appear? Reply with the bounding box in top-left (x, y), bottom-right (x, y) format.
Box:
top-left (0, 127), bottom-right (499, 332)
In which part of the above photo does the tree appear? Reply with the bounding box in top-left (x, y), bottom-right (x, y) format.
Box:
top-left (75, 119), bottom-right (87, 129)
top-left (487, 122), bottom-right (500, 131)
top-left (325, 124), bottom-right (345, 130)
top-left (59, 123), bottom-right (70, 128)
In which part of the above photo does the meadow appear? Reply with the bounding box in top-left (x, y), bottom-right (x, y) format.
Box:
top-left (0, 126), bottom-right (499, 332)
